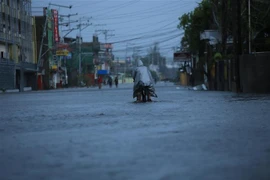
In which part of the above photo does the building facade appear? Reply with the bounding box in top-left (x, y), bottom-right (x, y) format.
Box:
top-left (0, 0), bottom-right (36, 90)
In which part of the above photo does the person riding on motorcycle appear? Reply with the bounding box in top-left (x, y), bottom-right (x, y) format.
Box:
top-left (133, 60), bottom-right (157, 102)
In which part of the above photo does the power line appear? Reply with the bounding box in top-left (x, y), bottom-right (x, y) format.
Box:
top-left (73, 0), bottom-right (110, 8)
top-left (94, 2), bottom-right (191, 20)
top-left (112, 33), bottom-right (183, 53)
top-left (79, 0), bottom-right (140, 16)
top-left (110, 29), bottom-right (180, 44)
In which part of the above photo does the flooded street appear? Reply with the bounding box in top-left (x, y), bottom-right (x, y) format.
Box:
top-left (1, 83), bottom-right (270, 180)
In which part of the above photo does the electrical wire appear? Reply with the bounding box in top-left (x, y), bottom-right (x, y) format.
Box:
top-left (94, 1), bottom-right (191, 20)
top-left (32, 0), bottom-right (196, 58)
top-left (111, 32), bottom-right (183, 53)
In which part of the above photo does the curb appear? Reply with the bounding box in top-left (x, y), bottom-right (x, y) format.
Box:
top-left (0, 87), bottom-right (32, 94)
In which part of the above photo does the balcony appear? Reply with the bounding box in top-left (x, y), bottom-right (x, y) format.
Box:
top-left (0, 31), bottom-right (21, 44)
top-left (0, 2), bottom-right (4, 13)
top-left (4, 5), bottom-right (9, 15)
top-left (17, 10), bottom-right (20, 19)
top-left (0, 58), bottom-right (15, 65)
top-left (23, 62), bottom-right (37, 71)
top-left (0, 32), bottom-right (4, 40)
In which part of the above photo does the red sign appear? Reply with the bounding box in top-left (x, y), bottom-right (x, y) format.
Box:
top-left (104, 43), bottom-right (113, 49)
top-left (56, 43), bottom-right (72, 51)
top-left (52, 9), bottom-right (59, 43)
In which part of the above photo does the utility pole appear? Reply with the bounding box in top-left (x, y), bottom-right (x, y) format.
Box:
top-left (248, 0), bottom-right (251, 54)
top-left (59, 13), bottom-right (78, 38)
top-left (20, 42), bottom-right (25, 92)
top-left (78, 18), bottom-right (82, 76)
top-left (125, 43), bottom-right (135, 75)
top-left (232, 0), bottom-right (242, 92)
top-left (77, 17), bottom-right (92, 76)
top-left (19, 3), bottom-right (24, 92)
top-left (95, 29), bottom-right (115, 70)
top-left (236, 0), bottom-right (242, 91)
top-left (37, 3), bottom-right (72, 68)
top-left (36, 3), bottom-right (72, 89)
top-left (95, 29), bottom-right (115, 43)
top-left (221, 0), bottom-right (229, 90)
top-left (125, 44), bottom-right (128, 76)
top-left (221, 0), bottom-right (228, 54)
top-left (59, 13), bottom-right (78, 29)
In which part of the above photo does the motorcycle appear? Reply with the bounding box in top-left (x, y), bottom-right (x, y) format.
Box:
top-left (133, 81), bottom-right (157, 102)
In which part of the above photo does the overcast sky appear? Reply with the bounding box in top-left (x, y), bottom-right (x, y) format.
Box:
top-left (32, 0), bottom-right (200, 59)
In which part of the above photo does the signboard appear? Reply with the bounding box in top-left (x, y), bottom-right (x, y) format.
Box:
top-left (100, 43), bottom-right (113, 50)
top-left (51, 65), bottom-right (57, 70)
top-left (173, 52), bottom-right (191, 62)
top-left (66, 53), bottom-right (72, 59)
top-left (104, 43), bottom-right (113, 49)
top-left (97, 70), bottom-right (108, 75)
top-left (51, 9), bottom-right (59, 43)
top-left (56, 43), bottom-right (71, 51)
top-left (126, 57), bottom-right (131, 64)
top-left (53, 55), bottom-right (57, 61)
top-left (56, 50), bottom-right (69, 56)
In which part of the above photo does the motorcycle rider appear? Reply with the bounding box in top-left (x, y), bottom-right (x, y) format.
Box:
top-left (133, 60), bottom-right (157, 102)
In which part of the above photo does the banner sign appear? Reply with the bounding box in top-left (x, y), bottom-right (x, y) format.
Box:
top-left (52, 9), bottom-right (59, 43)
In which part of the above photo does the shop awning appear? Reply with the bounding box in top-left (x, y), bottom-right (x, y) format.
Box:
top-left (97, 70), bottom-right (108, 75)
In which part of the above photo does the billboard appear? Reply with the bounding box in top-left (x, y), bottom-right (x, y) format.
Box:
top-left (173, 52), bottom-right (191, 62)
top-left (51, 9), bottom-right (59, 43)
top-left (56, 50), bottom-right (69, 56)
top-left (100, 43), bottom-right (113, 50)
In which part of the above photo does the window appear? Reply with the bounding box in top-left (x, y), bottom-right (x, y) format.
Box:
top-left (1, 51), bottom-right (4, 59)
top-left (18, 20), bottom-right (21, 34)
top-left (17, 0), bottom-right (20, 10)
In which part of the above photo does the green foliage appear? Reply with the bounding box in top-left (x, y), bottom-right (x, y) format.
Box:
top-left (178, 0), bottom-right (213, 54)
top-left (214, 52), bottom-right (222, 61)
top-left (0, 88), bottom-right (6, 93)
top-left (251, 0), bottom-right (270, 31)
top-left (150, 70), bottom-right (159, 80)
top-left (177, 0), bottom-right (270, 55)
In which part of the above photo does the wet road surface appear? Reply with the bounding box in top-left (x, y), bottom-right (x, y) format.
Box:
top-left (0, 82), bottom-right (270, 180)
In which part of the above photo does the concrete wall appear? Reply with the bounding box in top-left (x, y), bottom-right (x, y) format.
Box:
top-left (0, 63), bottom-right (15, 89)
top-left (240, 53), bottom-right (270, 93)
top-left (0, 44), bottom-right (6, 58)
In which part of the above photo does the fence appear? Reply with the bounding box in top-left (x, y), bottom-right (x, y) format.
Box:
top-left (239, 53), bottom-right (270, 93)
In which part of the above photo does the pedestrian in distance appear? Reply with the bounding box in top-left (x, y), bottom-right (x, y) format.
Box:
top-left (98, 75), bottom-right (102, 89)
top-left (154, 77), bottom-right (157, 84)
top-left (108, 76), bottom-right (113, 88)
top-left (114, 76), bottom-right (118, 88)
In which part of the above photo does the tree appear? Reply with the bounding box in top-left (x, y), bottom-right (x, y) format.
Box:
top-left (249, 0), bottom-right (270, 51)
top-left (177, 0), bottom-right (270, 91)
top-left (178, 0), bottom-right (214, 55)
top-left (178, 0), bottom-right (270, 53)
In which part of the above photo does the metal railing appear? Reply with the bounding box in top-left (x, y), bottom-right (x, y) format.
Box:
top-left (0, 58), bottom-right (15, 65)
